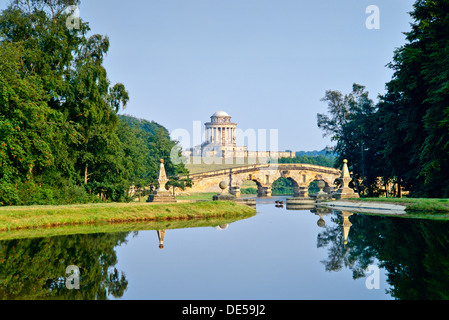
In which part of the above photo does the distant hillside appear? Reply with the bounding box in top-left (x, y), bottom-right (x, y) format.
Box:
top-left (295, 149), bottom-right (336, 158)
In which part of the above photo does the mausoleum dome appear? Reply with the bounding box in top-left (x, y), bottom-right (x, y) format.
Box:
top-left (212, 111), bottom-right (230, 117)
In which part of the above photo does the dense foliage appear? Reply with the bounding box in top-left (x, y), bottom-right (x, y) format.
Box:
top-left (0, 0), bottom-right (188, 206)
top-left (277, 154), bottom-right (336, 168)
top-left (317, 0), bottom-right (449, 198)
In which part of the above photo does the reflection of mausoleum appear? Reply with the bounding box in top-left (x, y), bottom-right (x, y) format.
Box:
top-left (182, 111), bottom-right (295, 159)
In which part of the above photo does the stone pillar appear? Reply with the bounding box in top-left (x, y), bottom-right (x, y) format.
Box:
top-left (230, 185), bottom-right (241, 198)
top-left (222, 127), bottom-right (226, 145)
top-left (258, 185), bottom-right (272, 197)
top-left (298, 186), bottom-right (309, 198)
top-left (293, 185), bottom-right (300, 197)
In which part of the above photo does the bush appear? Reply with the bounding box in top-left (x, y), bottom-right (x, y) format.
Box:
top-left (0, 181), bottom-right (20, 206)
top-left (241, 188), bottom-right (257, 195)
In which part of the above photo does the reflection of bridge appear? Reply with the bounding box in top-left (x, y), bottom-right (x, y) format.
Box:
top-left (185, 163), bottom-right (341, 197)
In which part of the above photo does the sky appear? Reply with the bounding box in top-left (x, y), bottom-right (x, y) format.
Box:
top-left (1, 0), bottom-right (416, 152)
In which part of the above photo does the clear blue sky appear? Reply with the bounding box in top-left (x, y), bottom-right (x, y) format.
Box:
top-left (1, 0), bottom-right (416, 152)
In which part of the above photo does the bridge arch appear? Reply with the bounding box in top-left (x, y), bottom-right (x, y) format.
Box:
top-left (305, 175), bottom-right (337, 195)
top-left (231, 174), bottom-right (269, 198)
top-left (271, 176), bottom-right (301, 197)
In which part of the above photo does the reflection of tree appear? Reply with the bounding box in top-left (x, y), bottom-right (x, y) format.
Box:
top-left (317, 213), bottom-right (372, 279)
top-left (0, 232), bottom-right (129, 300)
top-left (376, 218), bottom-right (449, 300)
top-left (317, 212), bottom-right (449, 300)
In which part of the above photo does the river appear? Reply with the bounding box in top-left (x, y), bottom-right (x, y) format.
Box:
top-left (1, 196), bottom-right (449, 300)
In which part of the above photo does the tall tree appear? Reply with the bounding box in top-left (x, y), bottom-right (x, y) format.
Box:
top-left (379, 0), bottom-right (449, 197)
top-left (317, 84), bottom-right (385, 196)
top-left (0, 0), bottom-right (131, 203)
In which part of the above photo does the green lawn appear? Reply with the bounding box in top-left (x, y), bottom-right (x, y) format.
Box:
top-left (175, 192), bottom-right (218, 201)
top-left (0, 201), bottom-right (256, 232)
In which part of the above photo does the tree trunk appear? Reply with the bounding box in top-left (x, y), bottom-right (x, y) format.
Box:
top-left (84, 163), bottom-right (88, 184)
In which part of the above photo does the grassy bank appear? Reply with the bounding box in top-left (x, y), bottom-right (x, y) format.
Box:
top-left (351, 197), bottom-right (449, 212)
top-left (0, 212), bottom-right (255, 241)
top-left (344, 198), bottom-right (449, 220)
top-left (0, 201), bottom-right (256, 232)
top-left (175, 193), bottom-right (218, 201)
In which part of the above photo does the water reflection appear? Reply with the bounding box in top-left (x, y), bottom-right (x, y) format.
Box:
top-left (2, 201), bottom-right (449, 300)
top-left (157, 230), bottom-right (166, 249)
top-left (0, 232), bottom-right (129, 300)
top-left (311, 208), bottom-right (449, 300)
top-left (0, 214), bottom-right (251, 300)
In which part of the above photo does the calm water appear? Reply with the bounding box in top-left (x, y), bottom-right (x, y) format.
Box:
top-left (1, 197), bottom-right (449, 300)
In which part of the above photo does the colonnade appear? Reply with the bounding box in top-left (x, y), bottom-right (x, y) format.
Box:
top-left (205, 126), bottom-right (236, 145)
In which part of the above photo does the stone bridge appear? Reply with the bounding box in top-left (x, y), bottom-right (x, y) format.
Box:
top-left (185, 163), bottom-right (341, 197)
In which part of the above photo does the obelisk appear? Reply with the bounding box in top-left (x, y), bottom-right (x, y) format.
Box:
top-left (332, 159), bottom-right (359, 199)
top-left (147, 159), bottom-right (177, 203)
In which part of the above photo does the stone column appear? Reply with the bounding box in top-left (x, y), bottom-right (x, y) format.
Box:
top-left (230, 185), bottom-right (241, 198)
top-left (293, 185), bottom-right (301, 197)
top-left (298, 186), bottom-right (309, 198)
top-left (257, 185), bottom-right (272, 197)
top-left (222, 127), bottom-right (226, 145)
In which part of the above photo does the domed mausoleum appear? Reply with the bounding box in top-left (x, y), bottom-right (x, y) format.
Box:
top-left (182, 111), bottom-right (295, 159)
top-left (205, 111), bottom-right (236, 146)
top-left (202, 111), bottom-right (246, 158)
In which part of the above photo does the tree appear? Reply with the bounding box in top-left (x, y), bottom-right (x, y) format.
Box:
top-left (379, 0), bottom-right (449, 197)
top-left (317, 84), bottom-right (385, 196)
top-left (0, 41), bottom-right (71, 205)
top-left (0, 0), bottom-right (190, 205)
top-left (118, 114), bottom-right (190, 195)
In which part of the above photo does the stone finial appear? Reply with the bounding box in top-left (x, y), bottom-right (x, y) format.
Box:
top-left (219, 181), bottom-right (227, 194)
top-left (213, 181), bottom-right (236, 201)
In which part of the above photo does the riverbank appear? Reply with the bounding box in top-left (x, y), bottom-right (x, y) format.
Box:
top-left (0, 201), bottom-right (256, 232)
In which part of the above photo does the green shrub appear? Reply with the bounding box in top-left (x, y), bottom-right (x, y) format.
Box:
top-left (241, 188), bottom-right (257, 194)
top-left (0, 182), bottom-right (20, 206)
